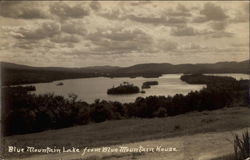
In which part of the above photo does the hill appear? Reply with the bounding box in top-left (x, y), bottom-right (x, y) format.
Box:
top-left (114, 60), bottom-right (249, 75)
top-left (1, 60), bottom-right (249, 85)
top-left (2, 107), bottom-right (250, 160)
top-left (1, 62), bottom-right (120, 85)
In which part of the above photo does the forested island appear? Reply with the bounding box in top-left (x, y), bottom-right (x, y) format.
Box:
top-left (56, 82), bottom-right (64, 86)
top-left (107, 82), bottom-right (140, 94)
top-left (2, 74), bottom-right (249, 136)
top-left (142, 81), bottom-right (159, 89)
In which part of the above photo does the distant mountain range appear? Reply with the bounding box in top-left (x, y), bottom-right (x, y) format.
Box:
top-left (1, 60), bottom-right (249, 86)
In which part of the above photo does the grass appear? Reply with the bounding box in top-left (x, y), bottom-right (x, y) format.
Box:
top-left (234, 130), bottom-right (249, 160)
top-left (210, 130), bottom-right (250, 160)
top-left (210, 154), bottom-right (235, 160)
top-left (2, 107), bottom-right (250, 159)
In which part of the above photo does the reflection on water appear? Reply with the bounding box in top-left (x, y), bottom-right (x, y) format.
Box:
top-left (29, 73), bottom-right (248, 103)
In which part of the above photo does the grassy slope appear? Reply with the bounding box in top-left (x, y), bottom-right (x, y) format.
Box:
top-left (2, 107), bottom-right (250, 160)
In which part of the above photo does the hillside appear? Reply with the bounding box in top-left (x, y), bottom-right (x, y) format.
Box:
top-left (114, 60), bottom-right (249, 74)
top-left (1, 60), bottom-right (249, 85)
top-left (1, 62), bottom-right (120, 86)
top-left (2, 106), bottom-right (250, 160)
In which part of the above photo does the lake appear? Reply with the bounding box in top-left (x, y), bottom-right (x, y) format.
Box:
top-left (29, 73), bottom-right (249, 103)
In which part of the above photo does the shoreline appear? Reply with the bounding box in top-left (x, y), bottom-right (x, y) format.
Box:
top-left (3, 72), bottom-right (249, 87)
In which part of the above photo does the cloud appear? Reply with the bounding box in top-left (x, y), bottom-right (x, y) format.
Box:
top-left (127, 15), bottom-right (187, 26)
top-left (13, 22), bottom-right (61, 40)
top-left (14, 40), bottom-right (56, 50)
top-left (128, 1), bottom-right (152, 6)
top-left (193, 3), bottom-right (228, 22)
top-left (200, 3), bottom-right (228, 21)
top-left (99, 4), bottom-right (188, 26)
top-left (50, 33), bottom-right (81, 43)
top-left (13, 41), bottom-right (37, 50)
top-left (60, 49), bottom-right (88, 56)
top-left (86, 28), bottom-right (154, 54)
top-left (192, 16), bottom-right (207, 23)
top-left (231, 43), bottom-right (248, 47)
top-left (171, 26), bottom-right (196, 36)
top-left (171, 25), bottom-right (232, 38)
top-left (0, 2), bottom-right (49, 19)
top-left (166, 4), bottom-right (191, 17)
top-left (214, 47), bottom-right (248, 53)
top-left (230, 4), bottom-right (249, 23)
top-left (50, 2), bottom-right (89, 19)
top-left (178, 43), bottom-right (247, 54)
top-left (127, 15), bottom-right (164, 24)
top-left (61, 20), bottom-right (87, 35)
top-left (89, 1), bottom-right (101, 11)
top-left (210, 21), bottom-right (228, 31)
top-left (158, 40), bottom-right (178, 51)
top-left (210, 31), bottom-right (234, 38)
top-left (171, 26), bottom-right (212, 36)
top-left (178, 43), bottom-right (208, 53)
top-left (188, 43), bottom-right (202, 50)
top-left (98, 9), bottom-right (126, 20)
top-left (1, 1), bottom-right (248, 67)
top-left (231, 12), bottom-right (249, 23)
top-left (11, 37), bottom-right (56, 53)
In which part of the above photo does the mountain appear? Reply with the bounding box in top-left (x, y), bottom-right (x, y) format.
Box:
top-left (1, 60), bottom-right (249, 86)
top-left (1, 62), bottom-right (120, 86)
top-left (111, 60), bottom-right (249, 76)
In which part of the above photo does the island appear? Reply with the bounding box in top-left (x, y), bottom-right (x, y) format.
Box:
top-left (142, 81), bottom-right (159, 89)
top-left (107, 82), bottom-right (140, 94)
top-left (140, 90), bottom-right (146, 94)
top-left (56, 82), bottom-right (64, 86)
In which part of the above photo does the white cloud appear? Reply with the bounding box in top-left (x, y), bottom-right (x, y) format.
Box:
top-left (13, 21), bottom-right (61, 40)
top-left (50, 2), bottom-right (90, 20)
top-left (200, 3), bottom-right (228, 21)
top-left (61, 20), bottom-right (87, 35)
top-left (0, 1), bottom-right (248, 67)
top-left (158, 40), bottom-right (178, 51)
top-left (86, 27), bottom-right (155, 55)
top-left (0, 2), bottom-right (49, 19)
top-left (50, 33), bottom-right (81, 43)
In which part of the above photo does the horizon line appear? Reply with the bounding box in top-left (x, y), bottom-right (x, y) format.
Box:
top-left (1, 59), bottom-right (249, 69)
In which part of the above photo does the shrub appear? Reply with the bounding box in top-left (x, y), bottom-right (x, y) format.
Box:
top-left (90, 101), bottom-right (115, 123)
top-left (153, 107), bottom-right (167, 117)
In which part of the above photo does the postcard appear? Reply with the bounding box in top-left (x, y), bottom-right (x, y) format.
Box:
top-left (0, 1), bottom-right (249, 160)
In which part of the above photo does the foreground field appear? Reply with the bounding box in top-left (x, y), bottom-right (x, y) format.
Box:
top-left (2, 106), bottom-right (250, 160)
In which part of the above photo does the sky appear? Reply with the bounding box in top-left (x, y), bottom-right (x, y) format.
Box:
top-left (0, 1), bottom-right (249, 67)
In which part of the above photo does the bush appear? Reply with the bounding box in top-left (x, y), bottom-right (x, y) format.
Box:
top-left (153, 107), bottom-right (167, 117)
top-left (90, 101), bottom-right (115, 123)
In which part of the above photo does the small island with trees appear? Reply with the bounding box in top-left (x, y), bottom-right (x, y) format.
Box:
top-left (142, 81), bottom-right (159, 89)
top-left (56, 82), bottom-right (64, 86)
top-left (107, 82), bottom-right (140, 94)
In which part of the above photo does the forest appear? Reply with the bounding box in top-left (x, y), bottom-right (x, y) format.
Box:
top-left (2, 74), bottom-right (249, 136)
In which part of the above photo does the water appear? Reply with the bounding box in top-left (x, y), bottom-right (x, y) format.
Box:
top-left (29, 73), bottom-right (249, 103)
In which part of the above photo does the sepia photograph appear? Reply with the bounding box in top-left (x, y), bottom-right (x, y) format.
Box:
top-left (0, 1), bottom-right (249, 160)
